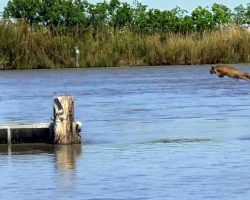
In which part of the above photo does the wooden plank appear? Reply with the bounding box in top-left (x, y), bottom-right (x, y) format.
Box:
top-left (0, 123), bottom-right (51, 130)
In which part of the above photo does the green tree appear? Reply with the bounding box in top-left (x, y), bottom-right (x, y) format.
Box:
top-left (169, 7), bottom-right (189, 33)
top-left (212, 3), bottom-right (232, 26)
top-left (158, 10), bottom-right (177, 32)
top-left (191, 6), bottom-right (215, 32)
top-left (146, 8), bottom-right (160, 32)
top-left (4, 0), bottom-right (249, 35)
top-left (245, 3), bottom-right (250, 25)
top-left (3, 0), bottom-right (42, 26)
top-left (39, 0), bottom-right (86, 30)
top-left (88, 1), bottom-right (109, 25)
top-left (3, 0), bottom-right (87, 31)
top-left (86, 1), bottom-right (109, 39)
top-left (131, 2), bottom-right (148, 33)
top-left (108, 1), bottom-right (133, 31)
top-left (233, 4), bottom-right (248, 25)
top-left (178, 15), bottom-right (195, 33)
top-left (63, 0), bottom-right (87, 28)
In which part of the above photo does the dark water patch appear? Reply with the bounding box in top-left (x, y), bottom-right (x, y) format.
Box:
top-left (147, 138), bottom-right (212, 144)
top-left (237, 136), bottom-right (250, 141)
top-left (83, 139), bottom-right (113, 145)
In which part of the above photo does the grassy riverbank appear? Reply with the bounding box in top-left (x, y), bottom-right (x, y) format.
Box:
top-left (1, 21), bottom-right (250, 69)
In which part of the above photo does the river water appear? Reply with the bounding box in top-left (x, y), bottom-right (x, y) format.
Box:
top-left (0, 65), bottom-right (250, 199)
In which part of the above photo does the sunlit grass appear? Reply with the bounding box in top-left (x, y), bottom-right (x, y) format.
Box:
top-left (0, 21), bottom-right (250, 69)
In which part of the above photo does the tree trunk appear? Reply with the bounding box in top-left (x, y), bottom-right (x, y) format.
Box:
top-left (53, 95), bottom-right (81, 144)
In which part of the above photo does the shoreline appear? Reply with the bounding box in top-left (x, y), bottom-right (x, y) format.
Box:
top-left (1, 63), bottom-right (250, 71)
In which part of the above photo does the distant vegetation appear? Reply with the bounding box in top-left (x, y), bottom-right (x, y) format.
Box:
top-left (1, 0), bottom-right (250, 69)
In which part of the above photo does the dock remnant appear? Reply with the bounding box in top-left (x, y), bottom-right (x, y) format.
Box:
top-left (0, 95), bottom-right (82, 145)
top-left (0, 123), bottom-right (52, 144)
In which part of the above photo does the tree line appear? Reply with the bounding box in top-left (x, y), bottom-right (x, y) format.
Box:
top-left (2, 0), bottom-right (250, 35)
top-left (1, 1), bottom-right (250, 69)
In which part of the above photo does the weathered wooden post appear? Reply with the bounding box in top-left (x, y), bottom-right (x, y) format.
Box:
top-left (53, 95), bottom-right (81, 144)
top-left (74, 46), bottom-right (80, 68)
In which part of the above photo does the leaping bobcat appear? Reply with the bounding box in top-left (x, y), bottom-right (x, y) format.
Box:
top-left (210, 65), bottom-right (250, 81)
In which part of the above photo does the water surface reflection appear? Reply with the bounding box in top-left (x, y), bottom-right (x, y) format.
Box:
top-left (0, 144), bottom-right (82, 188)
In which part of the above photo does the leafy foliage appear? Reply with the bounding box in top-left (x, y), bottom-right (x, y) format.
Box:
top-left (212, 3), bottom-right (232, 26)
top-left (3, 0), bottom-right (250, 34)
top-left (2, 0), bottom-right (250, 69)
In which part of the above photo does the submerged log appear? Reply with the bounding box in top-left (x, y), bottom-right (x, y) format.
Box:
top-left (53, 95), bottom-right (81, 144)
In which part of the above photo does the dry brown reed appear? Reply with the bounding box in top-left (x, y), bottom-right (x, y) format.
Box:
top-left (0, 21), bottom-right (249, 69)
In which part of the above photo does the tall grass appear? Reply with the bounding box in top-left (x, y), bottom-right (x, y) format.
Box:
top-left (1, 21), bottom-right (250, 70)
